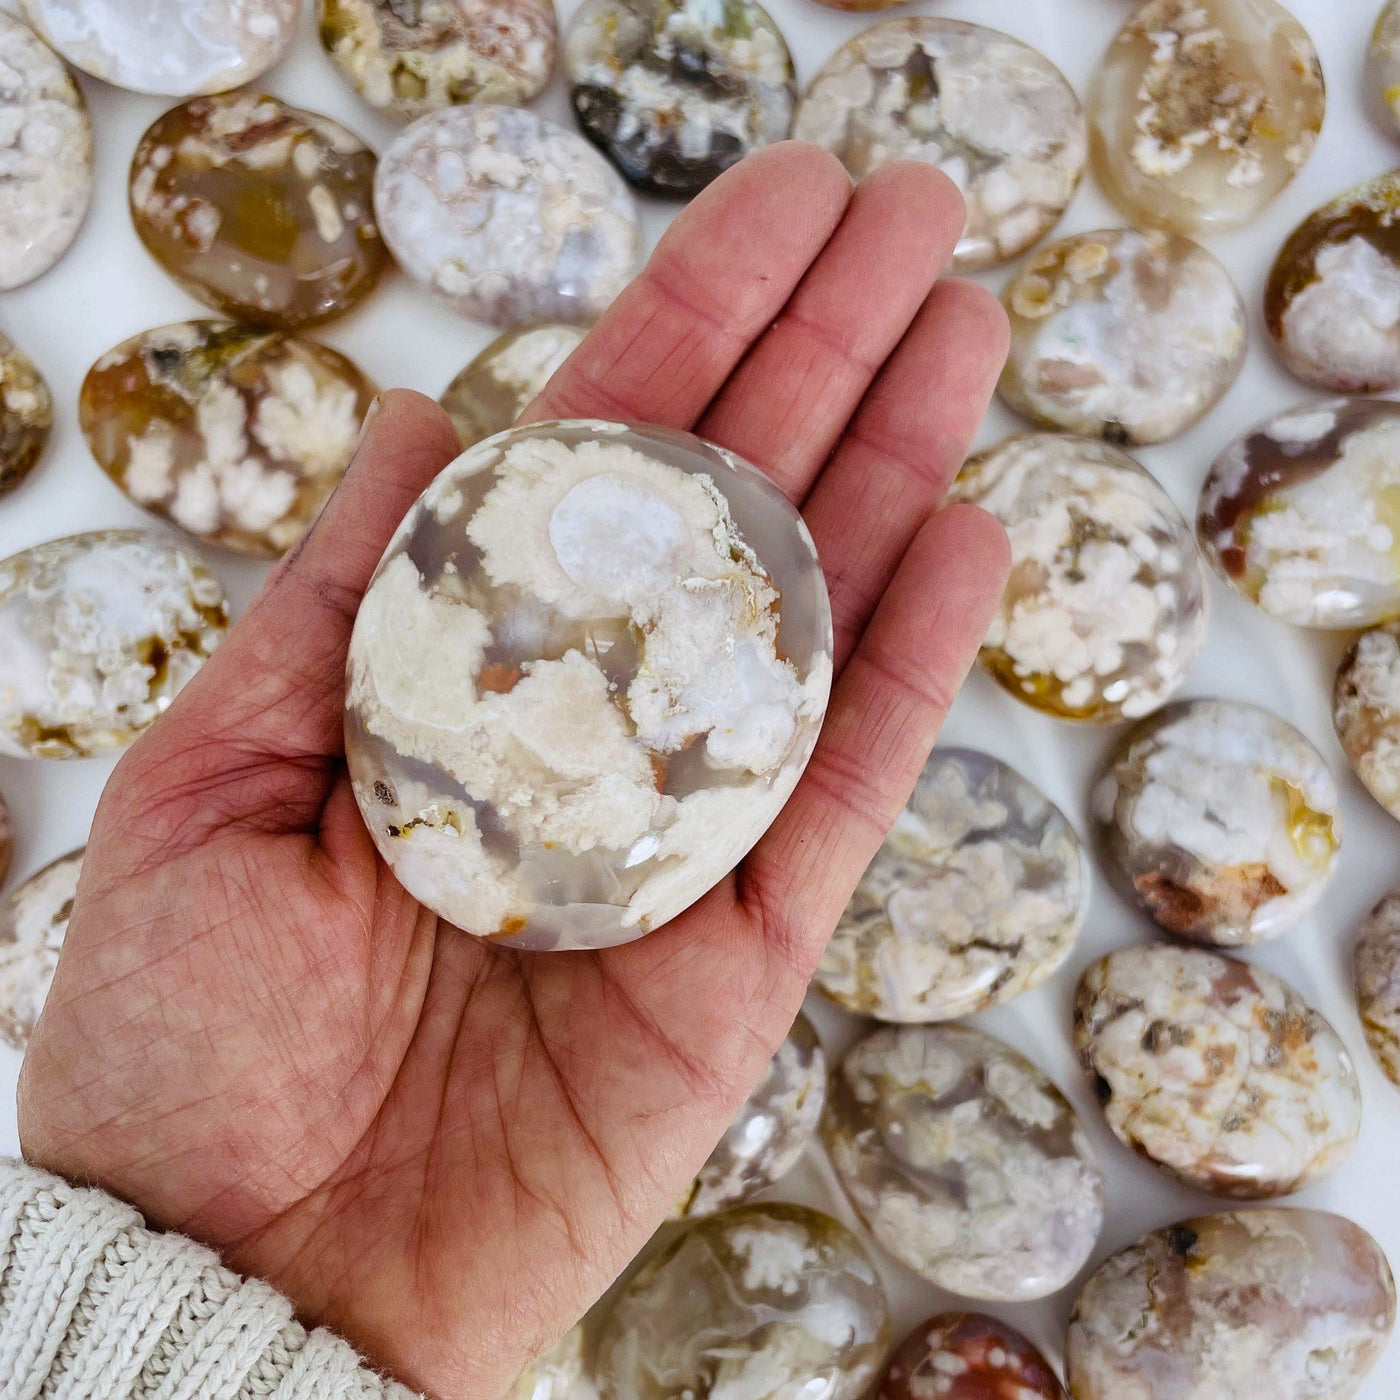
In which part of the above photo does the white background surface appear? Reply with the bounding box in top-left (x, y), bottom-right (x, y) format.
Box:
top-left (2, 0), bottom-right (1399, 1392)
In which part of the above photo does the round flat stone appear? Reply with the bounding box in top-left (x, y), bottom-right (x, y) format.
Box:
top-left (1371, 1), bottom-right (1400, 136)
top-left (0, 849), bottom-right (81, 1050)
top-left (1089, 0), bottom-right (1324, 236)
top-left (376, 105), bottom-right (640, 327)
top-left (0, 14), bottom-right (91, 290)
top-left (1336, 621), bottom-right (1400, 820)
top-left (319, 0), bottom-right (556, 121)
top-left (815, 747), bottom-right (1087, 1022)
top-left (345, 420), bottom-right (832, 950)
top-left (950, 435), bottom-right (1208, 722)
top-left (823, 1023), bottom-right (1104, 1301)
top-left (130, 91), bottom-right (386, 330)
top-left (19, 0), bottom-right (297, 96)
top-left (508, 1325), bottom-right (586, 1400)
top-left (1093, 698), bottom-right (1339, 945)
top-left (1067, 1210), bottom-right (1396, 1400)
top-left (0, 332), bottom-right (51, 496)
top-left (1000, 228), bottom-right (1246, 444)
top-left (792, 20), bottom-right (1085, 272)
top-left (1355, 888), bottom-right (1400, 1089)
top-left (879, 1314), bottom-right (1066, 1400)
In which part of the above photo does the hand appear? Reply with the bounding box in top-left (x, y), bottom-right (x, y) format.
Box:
top-left (18, 144), bottom-right (1009, 1399)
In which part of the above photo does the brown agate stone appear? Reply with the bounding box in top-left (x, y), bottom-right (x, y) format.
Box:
top-left (0, 332), bottom-right (51, 495)
top-left (879, 1314), bottom-right (1065, 1400)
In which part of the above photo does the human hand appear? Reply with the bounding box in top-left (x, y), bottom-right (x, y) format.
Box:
top-left (18, 143), bottom-right (1009, 1399)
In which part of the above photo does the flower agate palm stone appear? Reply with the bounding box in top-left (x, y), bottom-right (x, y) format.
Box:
top-left (344, 420), bottom-right (833, 949)
top-left (0, 332), bottom-right (52, 496)
top-left (130, 92), bottom-right (386, 330)
top-left (1088, 0), bottom-right (1324, 236)
top-left (1336, 621), bottom-right (1400, 820)
top-left (0, 531), bottom-right (226, 760)
top-left (1355, 889), bottom-right (1400, 1089)
top-left (509, 1325), bottom-right (589, 1400)
top-left (0, 848), bottom-right (81, 1051)
top-left (815, 748), bottom-right (1087, 1022)
top-left (80, 322), bottom-right (376, 559)
top-left (596, 1202), bottom-right (889, 1400)
top-left (823, 1024), bottom-right (1104, 1302)
top-left (950, 436), bottom-right (1207, 723)
top-left (1371, 0), bottom-right (1400, 136)
top-left (879, 1314), bottom-right (1066, 1400)
top-left (792, 20), bottom-right (1085, 272)
top-left (1066, 1210), bottom-right (1396, 1400)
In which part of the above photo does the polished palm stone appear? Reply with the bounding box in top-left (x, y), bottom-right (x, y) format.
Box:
top-left (1336, 621), bottom-right (1400, 820)
top-left (0, 531), bottom-right (226, 760)
top-left (319, 0), bottom-right (556, 121)
top-left (345, 420), bottom-right (833, 949)
top-left (130, 91), bottom-right (387, 330)
top-left (0, 13), bottom-right (92, 290)
top-left (815, 748), bottom-right (1087, 1022)
top-left (375, 105), bottom-right (640, 327)
top-left (1089, 0), bottom-right (1324, 236)
top-left (0, 848), bottom-right (81, 1051)
top-left (1066, 1210), bottom-right (1396, 1400)
top-left (1355, 888), bottom-right (1400, 1089)
top-left (1093, 699), bottom-right (1339, 945)
top-left (564, 0), bottom-right (795, 198)
top-left (1000, 229), bottom-right (1246, 444)
top-left (508, 1324), bottom-right (588, 1400)
top-left (950, 435), bottom-right (1208, 722)
top-left (879, 1313), bottom-right (1066, 1400)
top-left (80, 322), bottom-right (377, 559)
top-left (824, 1023), bottom-right (1104, 1302)
top-left (19, 0), bottom-right (297, 97)
top-left (1371, 1), bottom-right (1400, 136)
top-left (596, 1202), bottom-right (889, 1400)
top-left (792, 20), bottom-right (1085, 272)
top-left (0, 333), bottom-right (52, 496)
top-left (441, 324), bottom-right (585, 449)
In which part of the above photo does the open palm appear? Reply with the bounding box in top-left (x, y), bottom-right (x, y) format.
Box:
top-left (18, 145), bottom-right (1009, 1400)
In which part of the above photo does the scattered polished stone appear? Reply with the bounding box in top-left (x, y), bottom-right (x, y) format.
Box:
top-left (1355, 888), bottom-right (1400, 1089)
top-left (0, 848), bottom-right (81, 1050)
top-left (1000, 229), bottom-right (1246, 444)
top-left (508, 1324), bottom-right (588, 1400)
top-left (950, 435), bottom-right (1208, 723)
top-left (1089, 0), bottom-right (1324, 236)
top-left (1066, 1210), bottom-right (1396, 1400)
top-left (0, 531), bottom-right (226, 760)
top-left (19, 0), bottom-right (297, 96)
top-left (376, 105), bottom-right (640, 327)
top-left (440, 324), bottom-right (585, 449)
top-left (792, 19), bottom-right (1085, 272)
top-left (1336, 622), bottom-right (1400, 820)
top-left (130, 91), bottom-right (387, 330)
top-left (564, 0), bottom-right (795, 198)
top-left (596, 1202), bottom-right (889, 1400)
top-left (824, 1023), bottom-right (1104, 1302)
top-left (345, 420), bottom-right (833, 949)
top-left (0, 13), bottom-right (92, 291)
top-left (1371, 1), bottom-right (1400, 136)
top-left (815, 748), bottom-right (1087, 1022)
top-left (319, 0), bottom-right (556, 121)
top-left (0, 333), bottom-right (52, 496)
top-left (879, 1313), bottom-right (1066, 1400)
top-left (80, 321), bottom-right (376, 559)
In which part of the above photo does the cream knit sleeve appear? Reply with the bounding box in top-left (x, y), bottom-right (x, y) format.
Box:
top-left (0, 1157), bottom-right (420, 1400)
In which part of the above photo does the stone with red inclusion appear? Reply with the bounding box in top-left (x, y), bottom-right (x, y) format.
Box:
top-left (879, 1313), bottom-right (1065, 1400)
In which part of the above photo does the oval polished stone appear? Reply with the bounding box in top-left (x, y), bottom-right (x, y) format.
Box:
top-left (319, 0), bottom-right (556, 121)
top-left (879, 1313), bottom-right (1066, 1400)
top-left (0, 332), bottom-right (52, 496)
top-left (0, 531), bottom-right (227, 760)
top-left (130, 91), bottom-right (387, 330)
top-left (345, 420), bottom-right (832, 950)
top-left (1355, 888), bottom-right (1400, 1089)
top-left (1371, 0), bottom-right (1400, 136)
top-left (441, 325), bottom-right (585, 449)
top-left (1093, 698), bottom-right (1340, 945)
top-left (824, 1024), bottom-right (1104, 1301)
top-left (1001, 229), bottom-right (1247, 444)
top-left (1336, 621), bottom-right (1400, 820)
top-left (793, 20), bottom-right (1085, 272)
top-left (1066, 1210), bottom-right (1396, 1400)
top-left (1075, 944), bottom-right (1361, 1198)
top-left (1089, 0), bottom-right (1324, 237)
top-left (0, 14), bottom-right (92, 291)
top-left (596, 1202), bottom-right (889, 1400)
top-left (508, 1325), bottom-right (587, 1400)
top-left (951, 435), bottom-right (1208, 723)
top-left (80, 321), bottom-right (376, 559)
top-left (815, 748), bottom-right (1087, 1022)
top-left (1200, 399), bottom-right (1400, 630)
top-left (0, 848), bottom-right (81, 1051)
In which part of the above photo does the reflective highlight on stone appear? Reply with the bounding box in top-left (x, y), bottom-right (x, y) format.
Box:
top-left (0, 332), bottom-right (51, 496)
top-left (508, 1325), bottom-right (589, 1400)
top-left (792, 20), bottom-right (1085, 272)
top-left (824, 1023), bottom-right (1104, 1302)
top-left (1355, 888), bottom-right (1400, 1089)
top-left (345, 420), bottom-right (833, 949)
top-left (0, 849), bottom-right (81, 1050)
top-left (1371, 1), bottom-right (1400, 137)
top-left (1336, 621), bottom-right (1400, 820)
top-left (816, 748), bottom-right (1086, 1022)
top-left (879, 1314), bottom-right (1066, 1400)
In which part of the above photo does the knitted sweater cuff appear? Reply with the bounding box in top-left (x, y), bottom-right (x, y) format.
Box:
top-left (0, 1157), bottom-right (420, 1400)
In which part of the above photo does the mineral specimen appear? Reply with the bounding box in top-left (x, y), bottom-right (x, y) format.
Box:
top-left (950, 435), bottom-right (1207, 722)
top-left (879, 1314), bottom-right (1066, 1400)
top-left (823, 1023), bottom-right (1104, 1302)
top-left (0, 531), bottom-right (227, 760)
top-left (0, 848), bottom-right (81, 1050)
top-left (1093, 698), bottom-right (1340, 945)
top-left (129, 91), bottom-right (387, 330)
top-left (0, 332), bottom-right (52, 496)
top-left (508, 1325), bottom-right (589, 1400)
top-left (80, 321), bottom-right (376, 559)
top-left (1355, 888), bottom-right (1400, 1089)
top-left (1335, 622), bottom-right (1400, 820)
top-left (595, 1202), bottom-right (889, 1400)
top-left (344, 420), bottom-right (832, 949)
top-left (815, 748), bottom-right (1087, 1021)
top-left (1000, 229), bottom-right (1247, 444)
top-left (1371, 0), bottom-right (1400, 136)
top-left (791, 19), bottom-right (1085, 272)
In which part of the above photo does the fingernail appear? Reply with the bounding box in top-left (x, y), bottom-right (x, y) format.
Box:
top-left (354, 394), bottom-right (382, 452)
